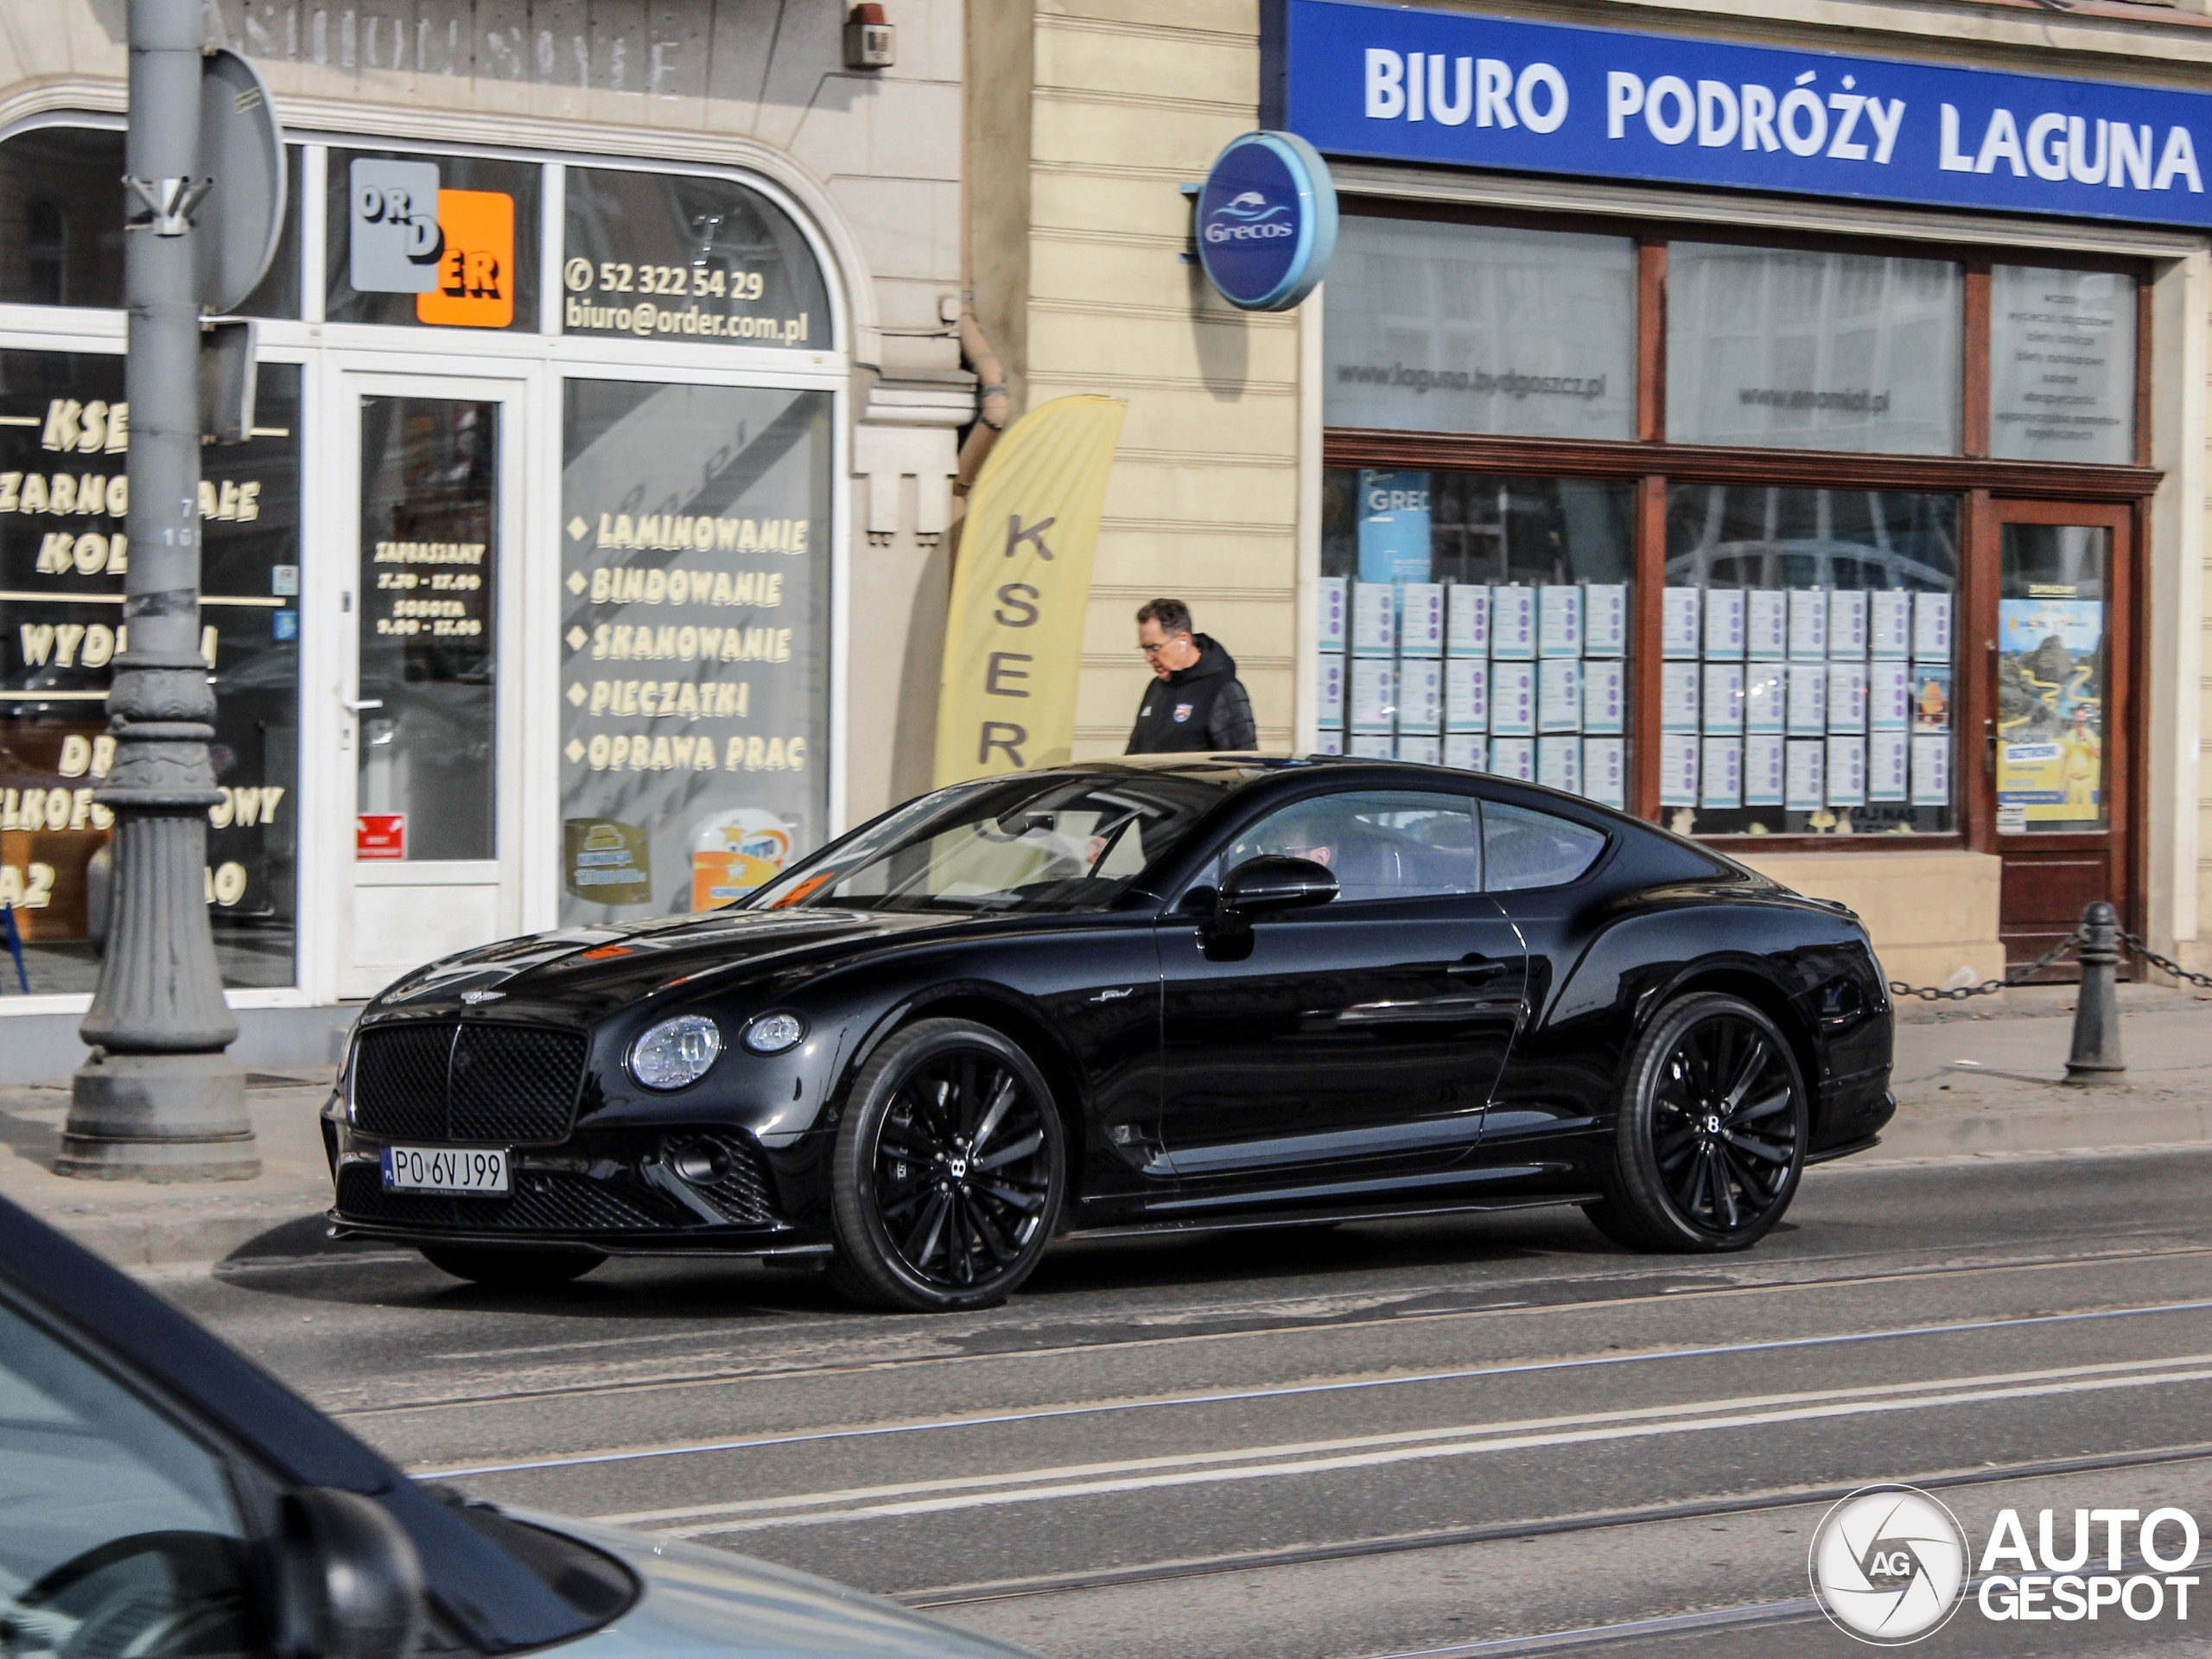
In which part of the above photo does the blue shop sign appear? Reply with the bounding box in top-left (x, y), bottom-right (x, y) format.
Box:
top-left (1196, 130), bottom-right (1339, 310)
top-left (1268, 0), bottom-right (2212, 229)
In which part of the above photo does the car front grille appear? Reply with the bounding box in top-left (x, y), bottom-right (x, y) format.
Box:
top-left (331, 1136), bottom-right (781, 1234)
top-left (351, 1024), bottom-right (585, 1145)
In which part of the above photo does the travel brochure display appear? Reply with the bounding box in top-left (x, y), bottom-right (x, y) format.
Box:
top-left (1653, 582), bottom-right (1955, 823)
top-left (1995, 594), bottom-right (2103, 829)
top-left (1312, 557), bottom-right (1958, 825)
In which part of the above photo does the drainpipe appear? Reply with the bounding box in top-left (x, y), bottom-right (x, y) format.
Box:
top-left (954, 298), bottom-right (1009, 494)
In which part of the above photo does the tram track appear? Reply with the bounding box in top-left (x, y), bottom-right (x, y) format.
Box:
top-left (333, 1234), bottom-right (2212, 1424)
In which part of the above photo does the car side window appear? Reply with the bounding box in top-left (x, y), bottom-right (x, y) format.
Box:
top-left (1218, 790), bottom-right (1481, 904)
top-left (0, 1296), bottom-right (257, 1659)
top-left (1481, 799), bottom-right (1606, 892)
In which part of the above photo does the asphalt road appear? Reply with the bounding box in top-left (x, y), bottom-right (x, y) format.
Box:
top-left (162, 1145), bottom-right (2212, 1658)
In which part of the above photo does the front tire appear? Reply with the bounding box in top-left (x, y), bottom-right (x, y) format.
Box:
top-left (826, 1018), bottom-right (1066, 1313)
top-left (419, 1245), bottom-right (605, 1288)
top-left (1584, 992), bottom-right (1807, 1254)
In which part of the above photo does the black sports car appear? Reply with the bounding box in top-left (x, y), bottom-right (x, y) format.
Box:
top-left (325, 757), bottom-right (1894, 1312)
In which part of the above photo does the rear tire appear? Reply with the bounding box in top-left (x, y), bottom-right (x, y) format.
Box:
top-left (419, 1245), bottom-right (606, 1288)
top-left (826, 1017), bottom-right (1066, 1313)
top-left (1583, 992), bottom-right (1807, 1254)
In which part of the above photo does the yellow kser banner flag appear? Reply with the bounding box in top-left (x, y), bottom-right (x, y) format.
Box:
top-left (933, 395), bottom-right (1126, 786)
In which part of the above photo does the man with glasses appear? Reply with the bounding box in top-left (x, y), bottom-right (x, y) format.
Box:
top-left (1126, 597), bottom-right (1258, 754)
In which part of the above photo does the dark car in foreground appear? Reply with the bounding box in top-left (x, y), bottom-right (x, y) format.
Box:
top-left (0, 1192), bottom-right (1041, 1659)
top-left (325, 757), bottom-right (1894, 1311)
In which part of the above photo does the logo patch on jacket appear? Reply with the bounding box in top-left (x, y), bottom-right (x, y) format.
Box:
top-left (1173, 703), bottom-right (1194, 723)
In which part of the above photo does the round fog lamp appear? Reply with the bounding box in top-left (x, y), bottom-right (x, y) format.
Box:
top-left (630, 1014), bottom-right (721, 1090)
top-left (743, 1012), bottom-right (806, 1055)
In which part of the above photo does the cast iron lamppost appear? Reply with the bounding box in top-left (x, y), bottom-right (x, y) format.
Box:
top-left (54, 0), bottom-right (255, 1179)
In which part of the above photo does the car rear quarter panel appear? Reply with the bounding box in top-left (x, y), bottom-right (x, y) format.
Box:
top-left (1489, 884), bottom-right (1892, 1160)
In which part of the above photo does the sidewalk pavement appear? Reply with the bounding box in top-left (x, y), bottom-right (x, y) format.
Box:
top-left (3, 985), bottom-right (2209, 1272)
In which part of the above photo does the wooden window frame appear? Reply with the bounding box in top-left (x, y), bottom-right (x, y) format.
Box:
top-left (1322, 197), bottom-right (2161, 856)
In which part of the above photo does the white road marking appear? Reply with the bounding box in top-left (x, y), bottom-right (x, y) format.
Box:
top-left (596, 1350), bottom-right (2212, 1536)
top-left (420, 1292), bottom-right (2212, 1479)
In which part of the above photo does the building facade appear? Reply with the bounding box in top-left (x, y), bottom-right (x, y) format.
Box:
top-left (0, 0), bottom-right (972, 1077)
top-left (975, 0), bottom-right (2212, 990)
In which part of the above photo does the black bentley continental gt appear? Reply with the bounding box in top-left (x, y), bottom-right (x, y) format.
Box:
top-left (325, 757), bottom-right (1894, 1311)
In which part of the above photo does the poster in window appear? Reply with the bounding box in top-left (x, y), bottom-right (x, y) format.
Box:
top-left (1444, 732), bottom-right (1483, 771)
top-left (559, 381), bottom-right (830, 921)
top-left (1745, 733), bottom-right (1785, 807)
top-left (1788, 588), bottom-right (1829, 659)
top-left (1660, 662), bottom-right (1700, 732)
top-left (1488, 736), bottom-right (1535, 782)
top-left (1870, 590), bottom-right (1912, 660)
top-left (1786, 664), bottom-right (1828, 736)
top-left (1995, 596), bottom-right (2103, 827)
top-left (1869, 661), bottom-right (1912, 731)
top-left (1491, 586), bottom-right (1535, 658)
top-left (1537, 585), bottom-right (1581, 658)
top-left (1581, 658), bottom-right (1624, 734)
top-left (1445, 658), bottom-right (1487, 732)
top-left (1490, 660), bottom-right (1535, 736)
top-left (1583, 737), bottom-right (1626, 810)
top-left (0, 355), bottom-right (300, 990)
top-left (1351, 658), bottom-right (1396, 732)
top-left (1746, 590), bottom-right (1788, 660)
top-left (1536, 734), bottom-right (1580, 795)
top-left (1827, 590), bottom-right (1868, 659)
top-left (1869, 730), bottom-right (1910, 802)
top-left (1662, 588), bottom-right (1700, 658)
top-left (1658, 732), bottom-right (1699, 807)
top-left (1537, 658), bottom-right (1580, 733)
top-left (1784, 740), bottom-right (1827, 810)
top-left (1319, 576), bottom-right (1347, 652)
top-left (1446, 583), bottom-right (1488, 656)
top-left (1700, 737), bottom-right (1742, 809)
top-left (1827, 735), bottom-right (1867, 806)
top-left (1745, 664), bottom-right (1785, 734)
top-left (1702, 588), bottom-right (1745, 660)
top-left (1584, 584), bottom-right (1628, 656)
top-left (1401, 582), bottom-right (1444, 658)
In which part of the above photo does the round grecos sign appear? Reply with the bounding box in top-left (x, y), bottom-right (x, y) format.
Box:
top-left (1195, 131), bottom-right (1338, 312)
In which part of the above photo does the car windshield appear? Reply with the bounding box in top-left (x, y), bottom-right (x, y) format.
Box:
top-left (748, 772), bottom-right (1224, 914)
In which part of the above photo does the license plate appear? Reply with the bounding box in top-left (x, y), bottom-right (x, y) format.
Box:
top-left (381, 1145), bottom-right (510, 1195)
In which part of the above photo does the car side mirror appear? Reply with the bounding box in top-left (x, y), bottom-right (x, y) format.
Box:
top-left (277, 1488), bottom-right (426, 1659)
top-left (1218, 855), bottom-right (1338, 919)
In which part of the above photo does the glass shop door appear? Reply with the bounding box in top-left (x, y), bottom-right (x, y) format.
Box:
top-left (1983, 499), bottom-right (2134, 976)
top-left (335, 375), bottom-right (525, 996)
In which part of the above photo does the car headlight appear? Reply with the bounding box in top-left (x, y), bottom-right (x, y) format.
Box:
top-left (742, 1012), bottom-right (807, 1055)
top-left (630, 1014), bottom-right (722, 1090)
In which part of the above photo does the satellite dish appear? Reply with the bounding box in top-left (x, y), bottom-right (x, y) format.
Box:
top-left (197, 48), bottom-right (285, 314)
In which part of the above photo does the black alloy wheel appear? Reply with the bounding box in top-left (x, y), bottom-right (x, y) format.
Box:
top-left (1585, 991), bottom-right (1807, 1253)
top-left (419, 1245), bottom-right (606, 1288)
top-left (827, 1017), bottom-right (1065, 1313)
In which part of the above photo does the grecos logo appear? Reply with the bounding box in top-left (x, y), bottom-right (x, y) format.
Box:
top-left (1205, 190), bottom-right (1295, 243)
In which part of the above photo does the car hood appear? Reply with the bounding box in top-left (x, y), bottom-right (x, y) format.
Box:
top-left (516, 1508), bottom-right (1040, 1659)
top-left (366, 908), bottom-right (969, 1016)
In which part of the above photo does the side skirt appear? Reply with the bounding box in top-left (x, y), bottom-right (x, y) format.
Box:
top-left (1071, 1192), bottom-right (1603, 1243)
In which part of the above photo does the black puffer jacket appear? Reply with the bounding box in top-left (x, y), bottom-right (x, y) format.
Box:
top-left (1126, 635), bottom-right (1259, 753)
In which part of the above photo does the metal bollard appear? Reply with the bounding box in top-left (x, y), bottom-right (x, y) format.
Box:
top-left (2064, 900), bottom-right (2126, 1083)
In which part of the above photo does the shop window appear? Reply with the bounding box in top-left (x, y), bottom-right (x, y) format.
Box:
top-left (1662, 486), bottom-right (1958, 838)
top-left (0, 353), bottom-right (299, 993)
top-left (563, 168), bottom-right (830, 350)
top-left (327, 149), bottom-right (540, 332)
top-left (1319, 469), bottom-right (1635, 809)
top-left (0, 128), bottom-right (124, 309)
top-left (1323, 216), bottom-right (1636, 441)
top-left (558, 379), bottom-right (831, 922)
top-left (1667, 244), bottom-right (1961, 454)
top-left (0, 128), bottom-right (301, 317)
top-left (1989, 266), bottom-right (2136, 465)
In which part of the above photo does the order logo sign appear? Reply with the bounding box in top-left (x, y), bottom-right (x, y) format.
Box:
top-left (416, 189), bottom-right (514, 328)
top-left (1195, 131), bottom-right (1338, 312)
top-left (347, 158), bottom-right (513, 327)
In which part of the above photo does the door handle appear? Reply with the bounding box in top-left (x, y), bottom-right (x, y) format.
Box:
top-left (341, 698), bottom-right (384, 712)
top-left (1446, 958), bottom-right (1506, 981)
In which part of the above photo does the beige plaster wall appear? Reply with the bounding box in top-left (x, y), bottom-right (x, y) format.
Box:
top-left (1003, 0), bottom-right (1300, 758)
top-left (1736, 849), bottom-right (2005, 992)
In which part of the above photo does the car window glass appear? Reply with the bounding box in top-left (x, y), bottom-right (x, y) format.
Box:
top-left (752, 774), bottom-right (1221, 914)
top-left (1482, 800), bottom-right (1606, 892)
top-left (1220, 790), bottom-right (1481, 904)
top-left (0, 1298), bottom-right (256, 1659)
